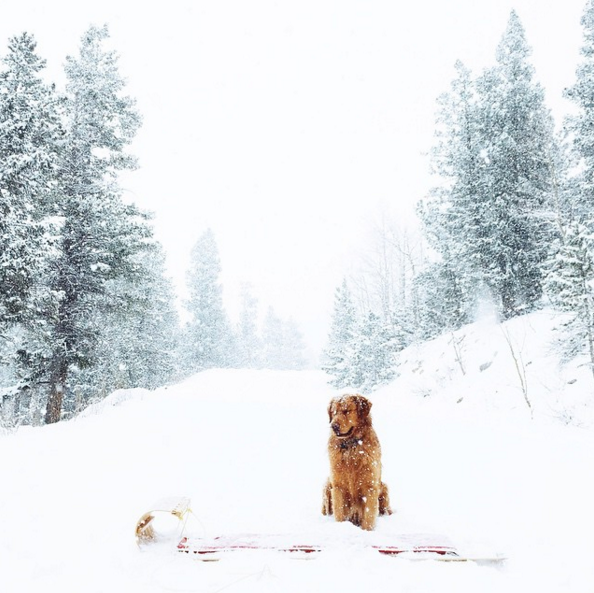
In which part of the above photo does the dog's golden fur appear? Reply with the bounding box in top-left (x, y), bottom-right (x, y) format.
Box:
top-left (322, 394), bottom-right (392, 530)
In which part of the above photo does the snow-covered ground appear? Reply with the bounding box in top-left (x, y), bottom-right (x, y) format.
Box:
top-left (1, 310), bottom-right (594, 592)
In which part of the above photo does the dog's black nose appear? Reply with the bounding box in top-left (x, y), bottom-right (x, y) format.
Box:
top-left (331, 423), bottom-right (341, 435)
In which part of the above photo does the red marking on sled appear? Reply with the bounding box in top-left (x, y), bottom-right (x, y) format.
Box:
top-left (177, 535), bottom-right (460, 558)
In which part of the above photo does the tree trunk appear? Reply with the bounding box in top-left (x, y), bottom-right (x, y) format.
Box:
top-left (584, 291), bottom-right (594, 386)
top-left (44, 359), bottom-right (68, 424)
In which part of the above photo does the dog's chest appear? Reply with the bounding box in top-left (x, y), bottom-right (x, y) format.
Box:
top-left (330, 436), bottom-right (379, 469)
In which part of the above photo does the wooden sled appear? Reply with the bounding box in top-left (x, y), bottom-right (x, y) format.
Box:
top-left (136, 497), bottom-right (505, 564)
top-left (177, 533), bottom-right (505, 563)
top-left (177, 532), bottom-right (460, 558)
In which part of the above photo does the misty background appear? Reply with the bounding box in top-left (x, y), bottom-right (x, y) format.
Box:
top-left (0, 0), bottom-right (584, 356)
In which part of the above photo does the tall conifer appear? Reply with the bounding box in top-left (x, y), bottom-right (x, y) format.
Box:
top-left (474, 11), bottom-right (556, 317)
top-left (422, 12), bottom-right (557, 322)
top-left (322, 279), bottom-right (358, 388)
top-left (44, 25), bottom-right (149, 423)
top-left (184, 229), bottom-right (231, 371)
top-left (0, 33), bottom-right (61, 325)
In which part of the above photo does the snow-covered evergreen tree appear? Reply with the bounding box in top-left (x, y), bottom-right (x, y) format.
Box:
top-left (279, 319), bottom-right (307, 370)
top-left (419, 60), bottom-right (482, 313)
top-left (43, 25), bottom-right (150, 424)
top-left (0, 33), bottom-right (62, 326)
top-left (544, 0), bottom-right (594, 383)
top-left (473, 11), bottom-right (557, 317)
top-left (125, 245), bottom-right (180, 387)
top-left (545, 222), bottom-right (594, 381)
top-left (322, 279), bottom-right (358, 387)
top-left (565, 0), bottom-right (594, 222)
top-left (0, 33), bottom-right (63, 423)
top-left (418, 60), bottom-right (481, 334)
top-left (75, 242), bottom-right (180, 407)
top-left (236, 283), bottom-right (262, 368)
top-left (421, 13), bottom-right (557, 323)
top-left (184, 228), bottom-right (232, 371)
top-left (414, 260), bottom-right (471, 340)
top-left (260, 307), bottom-right (307, 370)
top-left (346, 311), bottom-right (399, 394)
top-left (260, 307), bottom-right (282, 370)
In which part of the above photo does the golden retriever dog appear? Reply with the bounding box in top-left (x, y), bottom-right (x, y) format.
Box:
top-left (322, 394), bottom-right (392, 530)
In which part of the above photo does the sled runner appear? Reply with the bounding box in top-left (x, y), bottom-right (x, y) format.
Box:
top-left (136, 496), bottom-right (505, 564)
top-left (177, 534), bottom-right (505, 564)
top-left (177, 533), bottom-right (461, 559)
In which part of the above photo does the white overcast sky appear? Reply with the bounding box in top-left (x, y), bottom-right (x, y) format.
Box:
top-left (0, 1), bottom-right (587, 357)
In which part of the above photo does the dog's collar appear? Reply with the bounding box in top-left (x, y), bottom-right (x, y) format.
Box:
top-left (338, 436), bottom-right (363, 450)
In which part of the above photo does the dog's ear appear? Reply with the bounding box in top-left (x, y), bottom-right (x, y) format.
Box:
top-left (355, 395), bottom-right (372, 420)
top-left (327, 399), bottom-right (335, 422)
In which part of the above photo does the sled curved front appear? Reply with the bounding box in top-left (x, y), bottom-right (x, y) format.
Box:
top-left (135, 496), bottom-right (191, 544)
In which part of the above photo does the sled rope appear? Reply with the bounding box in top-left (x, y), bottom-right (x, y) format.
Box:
top-left (180, 507), bottom-right (207, 538)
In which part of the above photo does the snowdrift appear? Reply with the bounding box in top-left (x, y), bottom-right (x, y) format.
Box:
top-left (1, 311), bottom-right (593, 592)
top-left (385, 309), bottom-right (594, 426)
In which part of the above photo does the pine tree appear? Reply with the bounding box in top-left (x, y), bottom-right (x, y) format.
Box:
top-left (545, 0), bottom-right (594, 384)
top-left (0, 33), bottom-right (62, 326)
top-left (347, 311), bottom-right (398, 394)
top-left (43, 25), bottom-right (149, 424)
top-left (565, 0), bottom-right (594, 221)
top-left (88, 243), bottom-right (179, 396)
top-left (0, 33), bottom-right (64, 424)
top-left (473, 11), bottom-right (557, 317)
top-left (123, 245), bottom-right (180, 388)
top-left (260, 307), bottom-right (285, 370)
top-left (281, 319), bottom-right (307, 370)
top-left (414, 260), bottom-right (471, 340)
top-left (260, 308), bottom-right (307, 370)
top-left (421, 13), bottom-right (558, 322)
top-left (422, 61), bottom-right (479, 262)
top-left (184, 229), bottom-right (232, 371)
top-left (545, 222), bottom-right (594, 381)
top-left (236, 283), bottom-right (261, 368)
top-left (322, 279), bottom-right (358, 387)
top-left (419, 59), bottom-right (482, 327)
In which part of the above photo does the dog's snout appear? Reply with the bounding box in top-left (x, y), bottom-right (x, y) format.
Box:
top-left (331, 423), bottom-right (341, 435)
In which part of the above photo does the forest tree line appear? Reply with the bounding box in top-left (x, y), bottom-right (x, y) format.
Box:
top-left (0, 26), bottom-right (306, 427)
top-left (324, 4), bottom-right (594, 393)
top-left (5, 4), bottom-right (594, 424)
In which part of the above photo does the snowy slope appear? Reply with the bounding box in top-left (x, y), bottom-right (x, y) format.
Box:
top-left (388, 308), bottom-right (594, 426)
top-left (1, 311), bottom-right (594, 592)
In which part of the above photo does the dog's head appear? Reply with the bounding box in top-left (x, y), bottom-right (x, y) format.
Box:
top-left (327, 394), bottom-right (372, 438)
